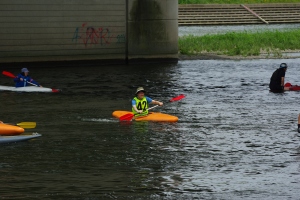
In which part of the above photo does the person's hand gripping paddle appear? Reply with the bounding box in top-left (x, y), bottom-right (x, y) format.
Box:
top-left (119, 94), bottom-right (185, 121)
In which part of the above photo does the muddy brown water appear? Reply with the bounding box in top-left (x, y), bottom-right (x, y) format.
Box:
top-left (0, 59), bottom-right (299, 199)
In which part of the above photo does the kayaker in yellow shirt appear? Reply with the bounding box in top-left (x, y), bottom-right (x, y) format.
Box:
top-left (132, 87), bottom-right (163, 117)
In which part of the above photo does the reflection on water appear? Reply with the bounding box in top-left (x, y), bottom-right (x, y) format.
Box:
top-left (0, 59), bottom-right (299, 199)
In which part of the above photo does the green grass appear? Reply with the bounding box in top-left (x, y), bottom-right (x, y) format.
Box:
top-left (179, 30), bottom-right (300, 56)
top-left (179, 0), bottom-right (300, 4)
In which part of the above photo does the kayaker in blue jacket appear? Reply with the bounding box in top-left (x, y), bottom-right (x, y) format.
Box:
top-left (14, 68), bottom-right (42, 88)
top-left (132, 87), bottom-right (163, 116)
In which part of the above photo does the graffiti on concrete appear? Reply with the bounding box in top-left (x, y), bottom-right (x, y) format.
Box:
top-left (116, 34), bottom-right (126, 44)
top-left (72, 23), bottom-right (124, 47)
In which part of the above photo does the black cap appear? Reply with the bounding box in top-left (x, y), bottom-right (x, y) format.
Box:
top-left (279, 63), bottom-right (287, 69)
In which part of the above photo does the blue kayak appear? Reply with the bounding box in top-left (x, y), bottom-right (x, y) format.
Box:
top-left (0, 133), bottom-right (41, 144)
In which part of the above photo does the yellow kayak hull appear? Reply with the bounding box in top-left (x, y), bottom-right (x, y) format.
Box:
top-left (0, 124), bottom-right (24, 136)
top-left (112, 111), bottom-right (178, 122)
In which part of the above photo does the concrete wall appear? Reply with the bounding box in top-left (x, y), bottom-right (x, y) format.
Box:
top-left (0, 0), bottom-right (178, 64)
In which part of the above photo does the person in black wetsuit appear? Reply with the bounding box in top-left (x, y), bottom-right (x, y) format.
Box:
top-left (298, 114), bottom-right (300, 133)
top-left (269, 63), bottom-right (288, 92)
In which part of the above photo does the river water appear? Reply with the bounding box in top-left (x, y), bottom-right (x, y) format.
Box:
top-left (179, 23), bottom-right (300, 36)
top-left (0, 59), bottom-right (299, 199)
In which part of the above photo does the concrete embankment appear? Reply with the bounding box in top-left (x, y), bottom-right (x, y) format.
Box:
top-left (179, 3), bottom-right (300, 25)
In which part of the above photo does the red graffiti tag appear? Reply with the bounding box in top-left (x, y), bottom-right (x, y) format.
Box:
top-left (72, 23), bottom-right (113, 47)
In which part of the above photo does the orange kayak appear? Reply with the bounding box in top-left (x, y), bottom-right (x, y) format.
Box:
top-left (112, 111), bottom-right (178, 122)
top-left (0, 124), bottom-right (24, 136)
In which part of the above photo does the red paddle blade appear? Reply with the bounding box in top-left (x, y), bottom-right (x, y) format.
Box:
top-left (2, 71), bottom-right (16, 78)
top-left (170, 94), bottom-right (185, 102)
top-left (52, 89), bottom-right (60, 93)
top-left (119, 113), bottom-right (134, 121)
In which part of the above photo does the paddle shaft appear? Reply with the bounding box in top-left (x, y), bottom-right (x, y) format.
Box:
top-left (25, 81), bottom-right (39, 87)
top-left (139, 94), bottom-right (185, 112)
top-left (147, 105), bottom-right (159, 111)
top-left (5, 122), bottom-right (36, 129)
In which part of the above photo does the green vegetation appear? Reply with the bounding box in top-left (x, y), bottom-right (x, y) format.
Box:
top-left (179, 30), bottom-right (300, 57)
top-left (179, 0), bottom-right (300, 4)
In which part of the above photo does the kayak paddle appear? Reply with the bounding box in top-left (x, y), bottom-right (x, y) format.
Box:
top-left (5, 122), bottom-right (36, 129)
top-left (119, 94), bottom-right (186, 121)
top-left (2, 71), bottom-right (60, 93)
top-left (169, 94), bottom-right (185, 102)
top-left (16, 122), bottom-right (36, 129)
top-left (2, 71), bottom-right (16, 79)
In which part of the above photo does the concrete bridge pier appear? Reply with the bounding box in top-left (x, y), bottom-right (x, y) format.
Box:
top-left (128, 0), bottom-right (178, 63)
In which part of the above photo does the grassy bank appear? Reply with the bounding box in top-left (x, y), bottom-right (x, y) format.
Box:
top-left (179, 30), bottom-right (300, 57)
top-left (179, 0), bottom-right (300, 4)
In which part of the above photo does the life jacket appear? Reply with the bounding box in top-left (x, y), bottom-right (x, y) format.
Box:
top-left (14, 74), bottom-right (31, 87)
top-left (132, 97), bottom-right (148, 116)
top-left (14, 73), bottom-right (40, 88)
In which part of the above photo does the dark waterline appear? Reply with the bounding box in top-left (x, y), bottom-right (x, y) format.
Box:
top-left (0, 59), bottom-right (299, 199)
